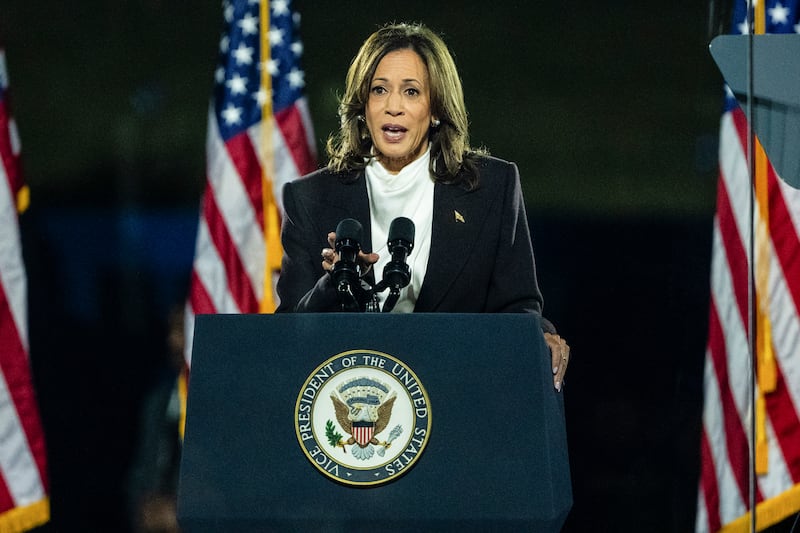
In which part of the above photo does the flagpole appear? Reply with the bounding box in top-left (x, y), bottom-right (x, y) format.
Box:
top-left (259, 0), bottom-right (279, 313)
top-left (744, 1), bottom-right (759, 530)
top-left (746, 1), bottom-right (779, 528)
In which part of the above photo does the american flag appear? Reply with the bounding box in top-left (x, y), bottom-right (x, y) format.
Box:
top-left (696, 1), bottom-right (800, 531)
top-left (185, 0), bottom-right (316, 362)
top-left (0, 48), bottom-right (49, 532)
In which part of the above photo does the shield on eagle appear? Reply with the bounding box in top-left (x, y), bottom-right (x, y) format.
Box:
top-left (351, 420), bottom-right (375, 447)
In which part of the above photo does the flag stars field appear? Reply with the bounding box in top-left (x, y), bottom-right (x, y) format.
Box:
top-left (233, 43), bottom-right (254, 66)
top-left (290, 41), bottom-right (303, 56)
top-left (272, 0), bottom-right (290, 16)
top-left (267, 58), bottom-right (280, 76)
top-left (768, 2), bottom-right (790, 24)
top-left (226, 73), bottom-right (249, 96)
top-left (287, 67), bottom-right (305, 89)
top-left (221, 103), bottom-right (243, 126)
top-left (239, 13), bottom-right (259, 35)
top-left (269, 27), bottom-right (285, 47)
top-left (224, 3), bottom-right (235, 23)
top-left (254, 88), bottom-right (270, 107)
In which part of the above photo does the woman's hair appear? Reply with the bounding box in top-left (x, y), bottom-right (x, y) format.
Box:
top-left (326, 22), bottom-right (485, 188)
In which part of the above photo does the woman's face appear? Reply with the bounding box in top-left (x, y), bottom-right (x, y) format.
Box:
top-left (365, 48), bottom-right (433, 174)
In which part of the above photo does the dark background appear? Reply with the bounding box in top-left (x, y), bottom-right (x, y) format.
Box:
top-left (2, 1), bottom-right (727, 531)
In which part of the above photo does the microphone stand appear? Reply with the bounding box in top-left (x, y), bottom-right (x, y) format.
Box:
top-left (381, 287), bottom-right (401, 313)
top-left (335, 279), bottom-right (360, 312)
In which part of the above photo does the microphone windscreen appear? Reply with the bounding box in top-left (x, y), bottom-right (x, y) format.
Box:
top-left (388, 217), bottom-right (415, 245)
top-left (335, 218), bottom-right (363, 242)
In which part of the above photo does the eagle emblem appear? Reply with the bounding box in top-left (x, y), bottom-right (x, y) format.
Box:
top-left (328, 377), bottom-right (402, 461)
top-left (295, 350), bottom-right (431, 485)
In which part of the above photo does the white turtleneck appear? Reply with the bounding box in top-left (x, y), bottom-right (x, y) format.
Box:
top-left (365, 148), bottom-right (434, 312)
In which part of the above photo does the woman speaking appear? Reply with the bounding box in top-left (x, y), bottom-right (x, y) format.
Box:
top-left (276, 22), bottom-right (570, 391)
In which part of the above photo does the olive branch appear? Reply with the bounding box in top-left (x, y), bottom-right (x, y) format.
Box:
top-left (325, 420), bottom-right (345, 451)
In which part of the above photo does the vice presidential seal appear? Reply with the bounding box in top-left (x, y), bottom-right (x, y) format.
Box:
top-left (294, 350), bottom-right (431, 486)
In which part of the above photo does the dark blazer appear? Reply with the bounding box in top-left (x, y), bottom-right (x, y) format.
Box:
top-left (276, 155), bottom-right (553, 331)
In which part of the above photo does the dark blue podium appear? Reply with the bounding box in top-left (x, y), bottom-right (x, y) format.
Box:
top-left (177, 313), bottom-right (572, 531)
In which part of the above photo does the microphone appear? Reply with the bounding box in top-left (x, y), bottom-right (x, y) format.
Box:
top-left (331, 218), bottom-right (363, 311)
top-left (379, 217), bottom-right (415, 312)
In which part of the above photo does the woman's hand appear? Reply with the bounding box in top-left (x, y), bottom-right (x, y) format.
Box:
top-left (321, 232), bottom-right (379, 275)
top-left (544, 332), bottom-right (570, 392)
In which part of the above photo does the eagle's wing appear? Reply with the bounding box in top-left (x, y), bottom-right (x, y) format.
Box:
top-left (374, 395), bottom-right (397, 435)
top-left (331, 394), bottom-right (352, 433)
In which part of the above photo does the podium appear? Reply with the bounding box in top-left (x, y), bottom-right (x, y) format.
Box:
top-left (177, 313), bottom-right (572, 531)
top-left (710, 34), bottom-right (800, 187)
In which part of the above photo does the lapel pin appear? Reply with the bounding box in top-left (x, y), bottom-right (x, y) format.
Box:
top-left (454, 210), bottom-right (465, 223)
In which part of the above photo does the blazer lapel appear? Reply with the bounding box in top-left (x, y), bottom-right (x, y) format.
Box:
top-left (414, 182), bottom-right (491, 311)
top-left (324, 171), bottom-right (372, 249)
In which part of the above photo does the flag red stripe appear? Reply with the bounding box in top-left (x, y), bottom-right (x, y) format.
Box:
top-left (0, 284), bottom-right (47, 490)
top-left (730, 107), bottom-right (750, 160)
top-left (276, 105), bottom-right (316, 176)
top-left (730, 106), bottom-right (800, 318)
top-left (224, 133), bottom-right (264, 230)
top-left (700, 428), bottom-right (722, 532)
top-left (715, 169), bottom-right (751, 336)
top-left (0, 46), bottom-right (49, 524)
top-left (707, 300), bottom-right (752, 505)
top-left (0, 473), bottom-right (14, 516)
top-left (201, 187), bottom-right (259, 312)
top-left (0, 286), bottom-right (23, 515)
top-left (767, 167), bottom-right (800, 318)
top-left (763, 165), bottom-right (800, 485)
top-left (189, 268), bottom-right (216, 315)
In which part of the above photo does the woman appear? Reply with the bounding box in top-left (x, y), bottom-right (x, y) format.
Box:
top-left (276, 23), bottom-right (570, 391)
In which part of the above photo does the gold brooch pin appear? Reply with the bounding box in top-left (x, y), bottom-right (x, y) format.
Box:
top-left (454, 210), bottom-right (465, 223)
